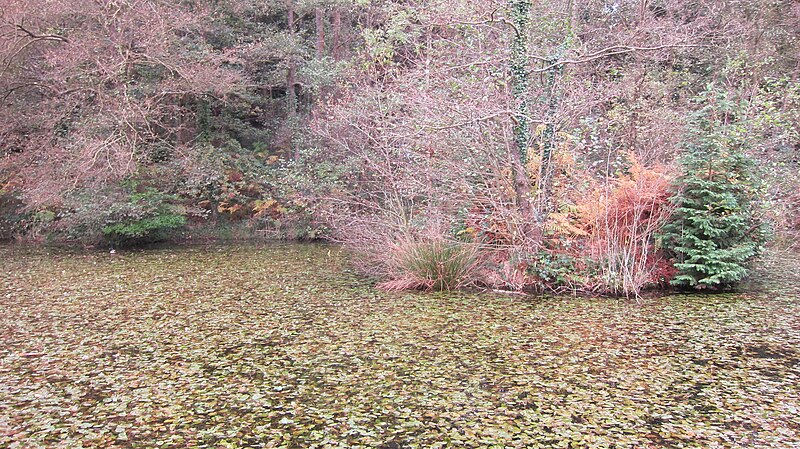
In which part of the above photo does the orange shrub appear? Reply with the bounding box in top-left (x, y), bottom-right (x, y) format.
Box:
top-left (578, 155), bottom-right (675, 297)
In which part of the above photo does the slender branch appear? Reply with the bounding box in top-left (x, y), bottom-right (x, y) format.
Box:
top-left (1, 82), bottom-right (44, 102)
top-left (431, 7), bottom-right (524, 37)
top-left (529, 43), bottom-right (705, 74)
top-left (15, 24), bottom-right (69, 44)
top-left (422, 110), bottom-right (544, 131)
top-left (0, 23), bottom-right (69, 78)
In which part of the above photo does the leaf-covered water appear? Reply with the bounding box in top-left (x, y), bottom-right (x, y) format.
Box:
top-left (1, 244), bottom-right (798, 448)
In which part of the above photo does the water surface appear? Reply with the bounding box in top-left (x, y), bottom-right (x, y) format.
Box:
top-left (1, 244), bottom-right (798, 448)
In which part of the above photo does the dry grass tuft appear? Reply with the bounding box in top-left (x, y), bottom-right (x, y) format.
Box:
top-left (378, 238), bottom-right (480, 291)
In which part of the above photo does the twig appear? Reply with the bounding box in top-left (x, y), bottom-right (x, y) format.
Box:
top-left (484, 288), bottom-right (529, 296)
top-left (15, 24), bottom-right (69, 43)
top-left (422, 111), bottom-right (544, 131)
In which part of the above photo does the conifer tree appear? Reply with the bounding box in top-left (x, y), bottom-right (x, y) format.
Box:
top-left (663, 88), bottom-right (768, 289)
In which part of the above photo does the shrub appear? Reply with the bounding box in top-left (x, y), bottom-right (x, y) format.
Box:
top-left (102, 187), bottom-right (187, 246)
top-left (578, 155), bottom-right (675, 297)
top-left (529, 250), bottom-right (586, 292)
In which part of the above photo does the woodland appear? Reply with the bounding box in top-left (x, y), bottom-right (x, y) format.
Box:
top-left (1, 0), bottom-right (799, 293)
top-left (2, 2), bottom-right (800, 448)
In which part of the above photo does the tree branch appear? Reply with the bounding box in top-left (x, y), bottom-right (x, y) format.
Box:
top-left (15, 24), bottom-right (69, 44)
top-left (423, 110), bottom-right (544, 131)
top-left (529, 43), bottom-right (706, 74)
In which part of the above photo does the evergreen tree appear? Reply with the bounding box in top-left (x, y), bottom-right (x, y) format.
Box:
top-left (663, 88), bottom-right (768, 289)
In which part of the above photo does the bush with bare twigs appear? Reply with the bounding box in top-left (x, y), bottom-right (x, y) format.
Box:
top-left (580, 155), bottom-right (675, 297)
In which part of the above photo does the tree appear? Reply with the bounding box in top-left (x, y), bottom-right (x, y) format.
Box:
top-left (1, 0), bottom-right (796, 262)
top-left (0, 1), bottom-right (243, 206)
top-left (508, 0), bottom-right (541, 242)
top-left (662, 88), bottom-right (768, 289)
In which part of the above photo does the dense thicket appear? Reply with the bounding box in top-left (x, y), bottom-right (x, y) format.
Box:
top-left (1, 0), bottom-right (346, 242)
top-left (1, 0), bottom-right (797, 292)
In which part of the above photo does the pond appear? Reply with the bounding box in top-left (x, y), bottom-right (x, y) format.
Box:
top-left (1, 243), bottom-right (798, 448)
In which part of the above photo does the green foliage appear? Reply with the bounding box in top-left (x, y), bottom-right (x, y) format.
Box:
top-left (662, 88), bottom-right (768, 289)
top-left (102, 187), bottom-right (187, 246)
top-left (531, 250), bottom-right (579, 286)
top-left (360, 6), bottom-right (420, 71)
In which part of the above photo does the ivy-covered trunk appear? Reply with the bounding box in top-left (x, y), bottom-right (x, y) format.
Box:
top-left (510, 0), bottom-right (531, 165)
top-left (536, 49), bottom-right (565, 216)
top-left (508, 0), bottom-right (540, 242)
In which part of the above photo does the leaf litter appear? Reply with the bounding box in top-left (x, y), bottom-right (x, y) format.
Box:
top-left (1, 244), bottom-right (798, 448)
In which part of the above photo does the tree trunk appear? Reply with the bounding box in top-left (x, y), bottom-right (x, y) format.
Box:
top-left (509, 0), bottom-right (531, 166)
top-left (286, 1), bottom-right (298, 160)
top-left (286, 2), bottom-right (298, 117)
top-left (508, 0), bottom-right (541, 244)
top-left (332, 7), bottom-right (342, 61)
top-left (510, 146), bottom-right (541, 244)
top-left (537, 53), bottom-right (563, 216)
top-left (639, 0), bottom-right (649, 24)
top-left (315, 7), bottom-right (326, 59)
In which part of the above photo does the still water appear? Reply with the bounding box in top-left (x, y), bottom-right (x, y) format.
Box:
top-left (1, 244), bottom-right (798, 448)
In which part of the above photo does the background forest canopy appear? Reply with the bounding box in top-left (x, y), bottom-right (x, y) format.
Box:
top-left (1, 0), bottom-right (799, 295)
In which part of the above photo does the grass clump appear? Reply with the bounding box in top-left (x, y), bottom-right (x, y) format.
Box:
top-left (379, 239), bottom-right (479, 291)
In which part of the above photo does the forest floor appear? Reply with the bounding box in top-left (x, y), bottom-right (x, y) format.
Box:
top-left (1, 243), bottom-right (799, 448)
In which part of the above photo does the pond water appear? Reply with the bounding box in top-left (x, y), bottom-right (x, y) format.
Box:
top-left (1, 243), bottom-right (799, 448)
